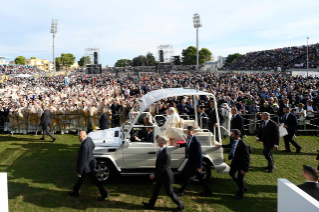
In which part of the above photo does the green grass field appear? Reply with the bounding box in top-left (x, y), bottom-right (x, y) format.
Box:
top-left (1, 134), bottom-right (318, 212)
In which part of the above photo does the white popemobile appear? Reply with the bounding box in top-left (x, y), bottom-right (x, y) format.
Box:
top-left (88, 88), bottom-right (230, 183)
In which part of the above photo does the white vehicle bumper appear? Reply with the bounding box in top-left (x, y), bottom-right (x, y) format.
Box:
top-left (214, 163), bottom-right (230, 173)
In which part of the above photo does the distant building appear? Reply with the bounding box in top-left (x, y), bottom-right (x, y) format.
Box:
top-left (0, 60), bottom-right (8, 65)
top-left (217, 56), bottom-right (227, 68)
top-left (9, 61), bottom-right (15, 65)
top-left (25, 59), bottom-right (50, 71)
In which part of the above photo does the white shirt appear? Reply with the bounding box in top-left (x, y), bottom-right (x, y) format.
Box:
top-left (306, 180), bottom-right (318, 183)
top-left (159, 145), bottom-right (166, 152)
top-left (307, 105), bottom-right (313, 111)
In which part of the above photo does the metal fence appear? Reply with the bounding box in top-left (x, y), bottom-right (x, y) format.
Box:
top-left (1, 113), bottom-right (318, 136)
top-left (0, 113), bottom-right (123, 135)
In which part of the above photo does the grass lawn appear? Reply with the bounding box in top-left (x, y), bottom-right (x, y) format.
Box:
top-left (1, 134), bottom-right (318, 212)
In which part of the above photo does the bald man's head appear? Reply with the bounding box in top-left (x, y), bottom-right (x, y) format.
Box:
top-left (78, 131), bottom-right (87, 142)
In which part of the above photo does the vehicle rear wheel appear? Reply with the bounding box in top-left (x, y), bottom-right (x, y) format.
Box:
top-left (191, 162), bottom-right (211, 184)
top-left (94, 160), bottom-right (115, 183)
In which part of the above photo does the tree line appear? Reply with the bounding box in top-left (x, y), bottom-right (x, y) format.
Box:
top-left (114, 46), bottom-right (213, 67)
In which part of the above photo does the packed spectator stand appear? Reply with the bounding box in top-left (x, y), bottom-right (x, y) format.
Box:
top-left (0, 65), bottom-right (45, 75)
top-left (223, 43), bottom-right (319, 70)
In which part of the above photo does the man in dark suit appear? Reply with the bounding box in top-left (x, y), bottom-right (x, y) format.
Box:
top-left (298, 165), bottom-right (319, 201)
top-left (216, 129), bottom-right (250, 199)
top-left (205, 101), bottom-right (224, 141)
top-left (278, 98), bottom-right (290, 117)
top-left (133, 124), bottom-right (153, 142)
top-left (99, 108), bottom-right (109, 130)
top-left (256, 112), bottom-right (280, 173)
top-left (198, 106), bottom-right (209, 129)
top-left (279, 107), bottom-right (301, 153)
top-left (142, 136), bottom-right (184, 212)
top-left (177, 99), bottom-right (190, 115)
top-left (39, 106), bottom-right (56, 142)
top-left (68, 131), bottom-right (108, 201)
top-left (230, 108), bottom-right (244, 139)
top-left (304, 100), bottom-right (319, 136)
top-left (175, 126), bottom-right (212, 197)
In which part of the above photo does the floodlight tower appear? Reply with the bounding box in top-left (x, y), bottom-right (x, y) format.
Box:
top-left (193, 13), bottom-right (202, 72)
top-left (50, 19), bottom-right (58, 76)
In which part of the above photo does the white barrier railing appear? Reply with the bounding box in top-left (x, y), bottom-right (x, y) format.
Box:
top-left (278, 178), bottom-right (319, 212)
top-left (0, 173), bottom-right (8, 212)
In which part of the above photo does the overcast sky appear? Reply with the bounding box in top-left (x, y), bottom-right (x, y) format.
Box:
top-left (1, 0), bottom-right (319, 66)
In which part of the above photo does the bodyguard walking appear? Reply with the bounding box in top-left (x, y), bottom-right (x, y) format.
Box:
top-left (279, 106), bottom-right (301, 153)
top-left (142, 136), bottom-right (184, 212)
top-left (175, 126), bottom-right (212, 197)
top-left (216, 129), bottom-right (250, 199)
top-left (256, 112), bottom-right (280, 173)
top-left (68, 131), bottom-right (108, 201)
top-left (39, 105), bottom-right (56, 142)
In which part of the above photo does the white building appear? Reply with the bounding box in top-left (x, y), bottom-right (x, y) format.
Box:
top-left (217, 56), bottom-right (227, 68)
top-left (0, 60), bottom-right (8, 65)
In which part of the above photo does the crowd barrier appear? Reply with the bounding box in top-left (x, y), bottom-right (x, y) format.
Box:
top-left (0, 113), bottom-right (123, 135)
top-left (0, 113), bottom-right (317, 135)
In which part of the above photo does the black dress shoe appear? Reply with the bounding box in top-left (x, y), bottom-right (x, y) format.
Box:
top-left (199, 191), bottom-right (212, 196)
top-left (142, 202), bottom-right (154, 210)
top-left (68, 191), bottom-right (79, 197)
top-left (268, 167), bottom-right (276, 173)
top-left (176, 192), bottom-right (184, 197)
top-left (40, 138), bottom-right (45, 141)
top-left (98, 193), bottom-right (109, 201)
top-left (296, 147), bottom-right (302, 153)
top-left (281, 150), bottom-right (291, 152)
top-left (173, 205), bottom-right (185, 212)
top-left (51, 138), bottom-right (56, 142)
top-left (232, 194), bottom-right (243, 199)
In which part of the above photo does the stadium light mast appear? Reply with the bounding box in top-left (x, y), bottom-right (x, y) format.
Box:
top-left (307, 37), bottom-right (309, 77)
top-left (50, 19), bottom-right (58, 76)
top-left (193, 13), bottom-right (202, 72)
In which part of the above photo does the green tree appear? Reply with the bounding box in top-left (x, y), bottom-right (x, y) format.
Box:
top-left (199, 48), bottom-right (212, 64)
top-left (181, 46), bottom-right (197, 65)
top-left (60, 53), bottom-right (76, 70)
top-left (146, 52), bottom-right (156, 66)
top-left (14, 56), bottom-right (26, 65)
top-left (30, 57), bottom-right (36, 59)
top-left (55, 57), bottom-right (62, 71)
top-left (225, 53), bottom-right (243, 64)
top-left (132, 55), bottom-right (148, 66)
top-left (181, 46), bottom-right (212, 65)
top-left (114, 59), bottom-right (132, 67)
top-left (78, 56), bottom-right (91, 67)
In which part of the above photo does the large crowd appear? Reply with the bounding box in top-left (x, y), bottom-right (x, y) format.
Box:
top-left (0, 71), bottom-right (318, 135)
top-left (0, 64), bottom-right (45, 75)
top-left (223, 43), bottom-right (319, 70)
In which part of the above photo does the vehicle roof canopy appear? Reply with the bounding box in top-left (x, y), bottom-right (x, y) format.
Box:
top-left (138, 88), bottom-right (214, 112)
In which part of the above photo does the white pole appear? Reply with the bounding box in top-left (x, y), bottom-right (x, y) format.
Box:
top-left (53, 33), bottom-right (56, 76)
top-left (196, 27), bottom-right (199, 72)
top-left (307, 37), bottom-right (309, 77)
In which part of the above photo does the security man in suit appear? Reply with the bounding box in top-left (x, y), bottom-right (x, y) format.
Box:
top-left (230, 108), bottom-right (244, 140)
top-left (175, 126), bottom-right (212, 197)
top-left (216, 129), bottom-right (250, 199)
top-left (198, 106), bottom-right (209, 129)
top-left (298, 165), bottom-right (319, 201)
top-left (279, 106), bottom-right (301, 153)
top-left (205, 101), bottom-right (224, 141)
top-left (39, 105), bottom-right (56, 142)
top-left (68, 131), bottom-right (108, 201)
top-left (142, 136), bottom-right (184, 212)
top-left (133, 123), bottom-right (154, 142)
top-left (99, 108), bottom-right (109, 130)
top-left (256, 112), bottom-right (280, 173)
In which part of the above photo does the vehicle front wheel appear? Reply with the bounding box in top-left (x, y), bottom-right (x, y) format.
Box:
top-left (191, 162), bottom-right (211, 184)
top-left (94, 160), bottom-right (115, 183)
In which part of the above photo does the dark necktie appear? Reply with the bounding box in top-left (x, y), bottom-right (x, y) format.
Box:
top-left (232, 114), bottom-right (235, 120)
top-left (263, 121), bottom-right (266, 128)
top-left (229, 140), bottom-right (238, 158)
top-left (157, 149), bottom-right (162, 157)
